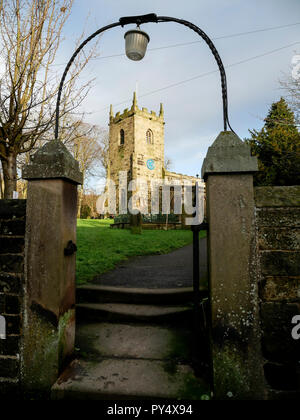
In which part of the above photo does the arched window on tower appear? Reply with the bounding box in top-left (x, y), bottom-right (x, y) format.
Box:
top-left (146, 129), bottom-right (153, 145)
top-left (120, 129), bottom-right (125, 145)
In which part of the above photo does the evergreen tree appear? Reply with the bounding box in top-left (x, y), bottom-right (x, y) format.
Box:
top-left (246, 98), bottom-right (300, 186)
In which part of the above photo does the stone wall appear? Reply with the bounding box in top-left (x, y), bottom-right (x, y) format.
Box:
top-left (254, 185), bottom-right (300, 399)
top-left (0, 200), bottom-right (26, 397)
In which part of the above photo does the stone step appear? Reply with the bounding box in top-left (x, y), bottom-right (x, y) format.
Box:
top-left (75, 322), bottom-right (193, 361)
top-left (51, 358), bottom-right (209, 400)
top-left (76, 302), bottom-right (193, 324)
top-left (76, 284), bottom-right (208, 305)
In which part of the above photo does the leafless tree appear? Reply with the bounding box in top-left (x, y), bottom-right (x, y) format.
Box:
top-left (63, 121), bottom-right (108, 215)
top-left (64, 122), bottom-right (108, 179)
top-left (279, 63), bottom-right (300, 125)
top-left (0, 0), bottom-right (99, 198)
top-left (80, 189), bottom-right (100, 219)
top-left (164, 156), bottom-right (173, 171)
top-left (97, 129), bottom-right (109, 179)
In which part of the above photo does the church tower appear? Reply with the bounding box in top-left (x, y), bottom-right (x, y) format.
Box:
top-left (108, 92), bottom-right (165, 214)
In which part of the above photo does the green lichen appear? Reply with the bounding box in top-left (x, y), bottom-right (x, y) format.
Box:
top-left (178, 372), bottom-right (210, 400)
top-left (22, 308), bottom-right (74, 394)
top-left (58, 309), bottom-right (74, 369)
top-left (162, 330), bottom-right (210, 400)
top-left (22, 311), bottom-right (59, 392)
top-left (213, 346), bottom-right (250, 399)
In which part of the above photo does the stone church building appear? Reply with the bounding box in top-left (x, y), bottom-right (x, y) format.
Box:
top-left (107, 92), bottom-right (203, 215)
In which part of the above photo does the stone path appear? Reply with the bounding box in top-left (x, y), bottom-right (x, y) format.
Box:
top-left (92, 237), bottom-right (208, 289)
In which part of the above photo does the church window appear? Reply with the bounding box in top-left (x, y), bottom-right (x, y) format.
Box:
top-left (121, 189), bottom-right (126, 210)
top-left (146, 129), bottom-right (153, 144)
top-left (120, 129), bottom-right (125, 145)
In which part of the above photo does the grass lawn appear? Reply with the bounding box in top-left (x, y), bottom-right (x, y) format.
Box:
top-left (76, 219), bottom-right (205, 285)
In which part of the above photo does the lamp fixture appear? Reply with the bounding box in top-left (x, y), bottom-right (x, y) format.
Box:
top-left (124, 26), bottom-right (150, 61)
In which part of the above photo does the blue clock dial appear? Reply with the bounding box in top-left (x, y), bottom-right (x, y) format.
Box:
top-left (146, 159), bottom-right (155, 170)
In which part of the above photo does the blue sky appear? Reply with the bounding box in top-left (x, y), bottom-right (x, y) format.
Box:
top-left (56, 0), bottom-right (300, 190)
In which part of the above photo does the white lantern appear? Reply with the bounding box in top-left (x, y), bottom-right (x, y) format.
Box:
top-left (124, 28), bottom-right (150, 61)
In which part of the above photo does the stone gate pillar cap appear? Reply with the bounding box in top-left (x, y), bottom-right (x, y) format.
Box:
top-left (22, 140), bottom-right (83, 185)
top-left (201, 131), bottom-right (258, 180)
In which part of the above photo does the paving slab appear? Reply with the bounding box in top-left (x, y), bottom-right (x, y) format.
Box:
top-left (51, 358), bottom-right (208, 400)
top-left (75, 322), bottom-right (192, 361)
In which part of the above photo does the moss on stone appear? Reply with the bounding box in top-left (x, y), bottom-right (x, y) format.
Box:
top-left (213, 346), bottom-right (250, 399)
top-left (22, 309), bottom-right (74, 394)
top-left (22, 311), bottom-right (59, 392)
top-left (162, 330), bottom-right (210, 400)
top-left (58, 309), bottom-right (74, 369)
top-left (178, 371), bottom-right (210, 400)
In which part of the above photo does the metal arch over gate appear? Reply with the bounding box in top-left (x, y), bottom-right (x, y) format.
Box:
top-left (52, 13), bottom-right (234, 389)
top-left (54, 13), bottom-right (235, 140)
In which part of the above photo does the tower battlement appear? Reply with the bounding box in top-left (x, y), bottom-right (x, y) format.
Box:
top-left (109, 92), bottom-right (164, 125)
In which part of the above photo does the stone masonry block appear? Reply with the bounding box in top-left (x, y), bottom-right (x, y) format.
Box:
top-left (261, 302), bottom-right (300, 363)
top-left (259, 276), bottom-right (300, 302)
top-left (0, 378), bottom-right (20, 398)
top-left (0, 294), bottom-right (5, 312)
top-left (201, 131), bottom-right (258, 178)
top-left (0, 274), bottom-right (22, 294)
top-left (0, 356), bottom-right (19, 378)
top-left (5, 315), bottom-right (21, 335)
top-left (264, 363), bottom-right (299, 391)
top-left (0, 200), bottom-right (26, 220)
top-left (0, 238), bottom-right (25, 254)
top-left (255, 186), bottom-right (300, 208)
top-left (0, 336), bottom-right (19, 356)
top-left (256, 208), bottom-right (300, 228)
top-left (260, 251), bottom-right (300, 276)
top-left (0, 220), bottom-right (26, 236)
top-left (22, 140), bottom-right (83, 184)
top-left (258, 227), bottom-right (300, 250)
top-left (0, 255), bottom-right (24, 273)
top-left (5, 295), bottom-right (20, 315)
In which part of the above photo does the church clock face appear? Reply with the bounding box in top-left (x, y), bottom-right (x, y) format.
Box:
top-left (146, 159), bottom-right (155, 170)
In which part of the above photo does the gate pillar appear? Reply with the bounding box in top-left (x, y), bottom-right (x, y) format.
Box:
top-left (201, 131), bottom-right (265, 399)
top-left (21, 140), bottom-right (82, 395)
